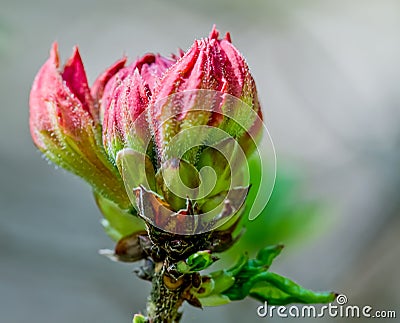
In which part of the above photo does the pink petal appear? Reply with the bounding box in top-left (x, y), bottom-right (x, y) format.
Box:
top-left (151, 42), bottom-right (200, 109)
top-left (219, 39), bottom-right (247, 96)
top-left (62, 47), bottom-right (96, 120)
top-left (91, 56), bottom-right (127, 104)
top-left (139, 54), bottom-right (175, 91)
top-left (100, 53), bottom-right (175, 125)
top-left (29, 42), bottom-right (61, 149)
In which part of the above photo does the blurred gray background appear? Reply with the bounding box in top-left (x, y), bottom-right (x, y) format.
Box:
top-left (0, 0), bottom-right (399, 322)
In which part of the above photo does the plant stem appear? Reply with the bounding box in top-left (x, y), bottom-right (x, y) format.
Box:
top-left (146, 264), bottom-right (186, 323)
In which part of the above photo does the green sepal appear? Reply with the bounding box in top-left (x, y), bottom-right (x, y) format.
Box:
top-left (197, 190), bottom-right (227, 214)
top-left (196, 144), bottom-right (232, 197)
top-left (41, 128), bottom-right (131, 209)
top-left (115, 148), bottom-right (156, 210)
top-left (155, 158), bottom-right (200, 211)
top-left (95, 192), bottom-right (145, 241)
top-left (219, 98), bottom-right (256, 140)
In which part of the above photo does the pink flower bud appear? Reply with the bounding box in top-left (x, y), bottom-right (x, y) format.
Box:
top-left (101, 53), bottom-right (175, 160)
top-left (30, 43), bottom-right (96, 146)
top-left (149, 26), bottom-right (262, 163)
top-left (29, 43), bottom-right (130, 209)
top-left (102, 69), bottom-right (151, 160)
top-left (30, 27), bottom-right (265, 234)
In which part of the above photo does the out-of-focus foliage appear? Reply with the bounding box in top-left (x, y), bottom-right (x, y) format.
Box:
top-left (226, 154), bottom-right (323, 258)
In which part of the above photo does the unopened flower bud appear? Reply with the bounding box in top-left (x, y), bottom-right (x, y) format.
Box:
top-left (149, 26), bottom-right (262, 164)
top-left (29, 43), bottom-right (130, 208)
top-left (102, 54), bottom-right (175, 161)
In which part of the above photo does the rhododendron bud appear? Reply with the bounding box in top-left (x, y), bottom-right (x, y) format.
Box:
top-left (29, 43), bottom-right (130, 209)
top-left (101, 54), bottom-right (175, 161)
top-left (110, 27), bottom-right (269, 235)
top-left (149, 26), bottom-right (262, 165)
top-left (135, 26), bottom-right (263, 226)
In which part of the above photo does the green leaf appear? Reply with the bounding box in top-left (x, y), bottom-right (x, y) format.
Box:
top-left (196, 244), bottom-right (336, 307)
top-left (250, 283), bottom-right (306, 305)
top-left (198, 294), bottom-right (231, 307)
top-left (249, 272), bottom-right (336, 304)
top-left (226, 244), bottom-right (283, 281)
top-left (176, 250), bottom-right (217, 273)
top-left (255, 244), bottom-right (284, 267)
top-left (193, 276), bottom-right (215, 298)
top-left (226, 254), bottom-right (248, 276)
top-left (192, 269), bottom-right (235, 301)
top-left (222, 247), bottom-right (336, 305)
top-left (209, 270), bottom-right (235, 295)
top-left (132, 314), bottom-right (146, 323)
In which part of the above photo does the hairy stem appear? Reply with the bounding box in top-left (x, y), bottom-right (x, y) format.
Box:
top-left (146, 264), bottom-right (186, 323)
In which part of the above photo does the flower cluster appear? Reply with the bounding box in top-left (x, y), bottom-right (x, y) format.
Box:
top-left (30, 26), bottom-right (262, 235)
